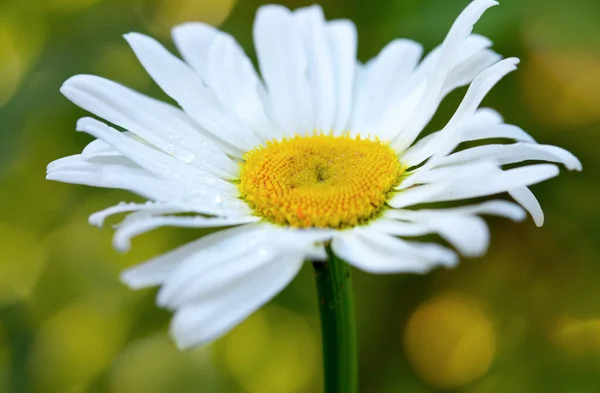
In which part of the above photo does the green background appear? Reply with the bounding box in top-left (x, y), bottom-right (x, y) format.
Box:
top-left (0, 0), bottom-right (598, 392)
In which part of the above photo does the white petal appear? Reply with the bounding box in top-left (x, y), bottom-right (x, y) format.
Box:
top-left (327, 20), bottom-right (357, 133)
top-left (254, 5), bottom-right (313, 135)
top-left (400, 34), bottom-right (493, 103)
top-left (444, 199), bottom-right (526, 221)
top-left (386, 203), bottom-right (501, 257)
top-left (396, 57), bottom-right (520, 179)
top-left (392, 214), bottom-right (490, 257)
top-left (170, 250), bottom-right (304, 349)
top-left (350, 39), bottom-right (423, 134)
top-left (114, 214), bottom-right (259, 252)
top-left (332, 229), bottom-right (457, 274)
top-left (437, 164), bottom-right (559, 202)
top-left (390, 164), bottom-right (559, 208)
top-left (428, 215), bottom-right (490, 257)
top-left (81, 138), bottom-right (121, 159)
top-left (173, 24), bottom-right (275, 140)
top-left (45, 158), bottom-right (155, 198)
top-left (173, 23), bottom-right (277, 142)
top-left (46, 154), bottom-right (162, 197)
top-left (391, 0), bottom-right (499, 151)
top-left (440, 143), bottom-right (582, 171)
top-left (208, 35), bottom-right (278, 142)
top-left (400, 130), bottom-right (448, 168)
top-left (365, 218), bottom-right (431, 237)
top-left (455, 34), bottom-right (493, 62)
top-left (472, 107), bottom-right (503, 123)
top-left (89, 201), bottom-right (181, 228)
top-left (158, 224), bottom-right (330, 309)
top-left (48, 154), bottom-right (110, 172)
top-left (144, 224), bottom-right (331, 348)
top-left (90, 199), bottom-right (254, 230)
top-left (398, 159), bottom-right (500, 190)
top-left (47, 154), bottom-right (248, 217)
top-left (389, 180), bottom-right (450, 208)
top-left (294, 6), bottom-right (336, 132)
top-left (428, 0), bottom-right (499, 98)
top-left (463, 123), bottom-right (536, 143)
top-left (380, 78), bottom-right (429, 142)
top-left (441, 50), bottom-right (501, 98)
top-left (171, 22), bottom-right (218, 83)
top-left (509, 186), bottom-right (544, 227)
top-left (353, 61), bottom-right (370, 98)
top-left (384, 213), bottom-right (490, 257)
top-left (60, 75), bottom-right (237, 177)
top-left (124, 32), bottom-right (259, 152)
top-left (161, 246), bottom-right (279, 309)
top-left (389, 199), bottom-right (526, 221)
top-left (402, 107), bottom-right (505, 167)
top-left (120, 225), bottom-right (258, 290)
top-left (76, 117), bottom-right (237, 194)
top-left (446, 58), bottom-right (519, 129)
top-left (400, 111), bottom-right (533, 169)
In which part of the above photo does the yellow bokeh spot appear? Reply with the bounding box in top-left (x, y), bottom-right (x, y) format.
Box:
top-left (31, 293), bottom-right (131, 391)
top-left (403, 294), bottom-right (497, 389)
top-left (44, 196), bottom-right (172, 277)
top-left (0, 22), bottom-right (24, 107)
top-left (0, 10), bottom-right (45, 108)
top-left (523, 50), bottom-right (600, 127)
top-left (216, 307), bottom-right (320, 393)
top-left (0, 224), bottom-right (46, 306)
top-left (552, 316), bottom-right (600, 357)
top-left (138, 0), bottom-right (236, 38)
top-left (239, 133), bottom-right (404, 228)
top-left (110, 334), bottom-right (214, 393)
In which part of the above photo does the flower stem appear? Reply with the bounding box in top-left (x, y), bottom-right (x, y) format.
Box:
top-left (312, 247), bottom-right (358, 393)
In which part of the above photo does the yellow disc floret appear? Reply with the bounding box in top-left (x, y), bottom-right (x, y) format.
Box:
top-left (239, 133), bottom-right (404, 228)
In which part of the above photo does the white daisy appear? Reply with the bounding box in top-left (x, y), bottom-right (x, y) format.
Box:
top-left (47, 0), bottom-right (581, 349)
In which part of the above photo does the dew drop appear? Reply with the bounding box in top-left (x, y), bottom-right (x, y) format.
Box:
top-left (179, 150), bottom-right (196, 164)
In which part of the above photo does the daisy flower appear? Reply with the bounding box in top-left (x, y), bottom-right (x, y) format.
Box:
top-left (47, 0), bottom-right (581, 350)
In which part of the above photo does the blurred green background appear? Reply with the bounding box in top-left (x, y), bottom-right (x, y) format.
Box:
top-left (0, 0), bottom-right (598, 392)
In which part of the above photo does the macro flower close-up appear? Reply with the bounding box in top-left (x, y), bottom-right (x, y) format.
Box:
top-left (4, 0), bottom-right (597, 391)
top-left (46, 0), bottom-right (581, 355)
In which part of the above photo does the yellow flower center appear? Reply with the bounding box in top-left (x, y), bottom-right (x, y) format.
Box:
top-left (239, 133), bottom-right (404, 228)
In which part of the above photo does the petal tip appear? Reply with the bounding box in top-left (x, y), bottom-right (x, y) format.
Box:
top-left (122, 32), bottom-right (138, 40)
top-left (119, 269), bottom-right (136, 288)
top-left (119, 268), bottom-right (150, 290)
top-left (75, 117), bottom-right (97, 133)
top-left (514, 210), bottom-right (528, 222)
top-left (445, 252), bottom-right (461, 267)
top-left (88, 213), bottom-right (104, 228)
top-left (255, 3), bottom-right (292, 21)
top-left (170, 330), bottom-right (197, 351)
top-left (113, 236), bottom-right (131, 253)
top-left (169, 317), bottom-right (210, 350)
top-left (533, 215), bottom-right (545, 227)
top-left (123, 32), bottom-right (153, 47)
top-left (172, 21), bottom-right (213, 32)
top-left (477, 0), bottom-right (500, 8)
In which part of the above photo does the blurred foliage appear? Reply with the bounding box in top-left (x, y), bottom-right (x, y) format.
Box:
top-left (0, 0), bottom-right (599, 392)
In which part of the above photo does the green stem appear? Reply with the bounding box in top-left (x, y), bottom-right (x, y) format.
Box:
top-left (312, 247), bottom-right (358, 393)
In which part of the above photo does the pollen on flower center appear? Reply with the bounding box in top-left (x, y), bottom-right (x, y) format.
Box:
top-left (238, 133), bottom-right (405, 228)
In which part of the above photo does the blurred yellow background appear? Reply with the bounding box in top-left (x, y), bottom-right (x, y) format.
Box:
top-left (0, 0), bottom-right (598, 392)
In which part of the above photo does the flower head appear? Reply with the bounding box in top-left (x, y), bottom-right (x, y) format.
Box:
top-left (47, 0), bottom-right (581, 349)
top-left (239, 133), bottom-right (405, 228)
